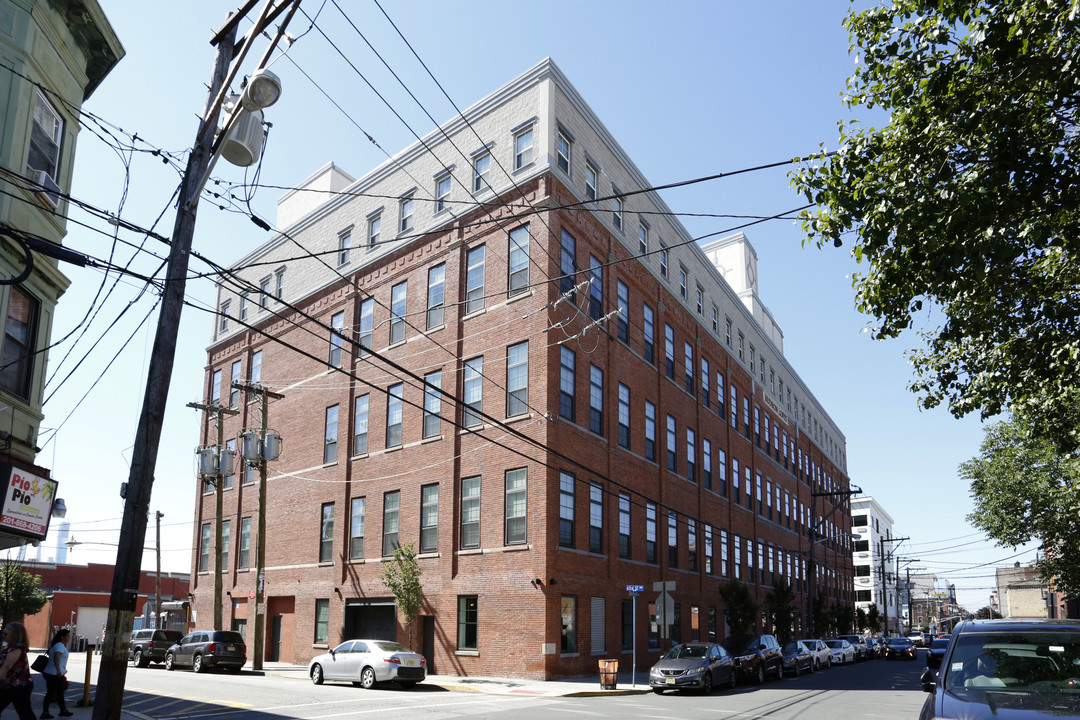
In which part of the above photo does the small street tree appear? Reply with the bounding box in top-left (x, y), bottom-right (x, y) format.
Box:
top-left (812, 592), bottom-right (831, 637)
top-left (856, 607), bottom-right (868, 633)
top-left (0, 560), bottom-right (47, 627)
top-left (379, 543), bottom-right (423, 649)
top-left (832, 603), bottom-right (856, 636)
top-left (866, 603), bottom-right (881, 633)
top-left (719, 580), bottom-right (758, 636)
top-left (763, 578), bottom-right (796, 642)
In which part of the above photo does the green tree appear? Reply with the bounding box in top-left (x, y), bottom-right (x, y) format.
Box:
top-left (0, 560), bottom-right (47, 627)
top-left (811, 592), bottom-right (831, 637)
top-left (764, 578), bottom-right (796, 642)
top-left (856, 607), bottom-right (868, 633)
top-left (719, 580), bottom-right (758, 636)
top-left (960, 415), bottom-right (1080, 594)
top-left (791, 1), bottom-right (1080, 450)
top-left (378, 543), bottom-right (424, 649)
top-left (832, 603), bottom-right (856, 636)
top-left (866, 603), bottom-right (881, 633)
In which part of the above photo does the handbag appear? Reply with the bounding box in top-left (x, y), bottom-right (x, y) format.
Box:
top-left (31, 654), bottom-right (48, 673)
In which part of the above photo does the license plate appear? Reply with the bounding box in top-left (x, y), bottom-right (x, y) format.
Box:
top-left (665, 677), bottom-right (675, 684)
top-left (405, 658), bottom-right (416, 666)
top-left (226, 645), bottom-right (236, 651)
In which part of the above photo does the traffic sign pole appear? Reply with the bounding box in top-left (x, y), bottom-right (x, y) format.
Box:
top-left (627, 584), bottom-right (644, 687)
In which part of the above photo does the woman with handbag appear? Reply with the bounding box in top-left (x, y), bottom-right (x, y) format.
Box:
top-left (0, 622), bottom-right (36, 719)
top-left (40, 628), bottom-right (71, 719)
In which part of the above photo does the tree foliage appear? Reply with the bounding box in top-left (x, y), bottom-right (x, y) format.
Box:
top-left (719, 580), bottom-right (759, 636)
top-left (0, 560), bottom-right (47, 627)
top-left (378, 543), bottom-right (424, 649)
top-left (866, 603), bottom-right (881, 633)
top-left (792, 0), bottom-right (1080, 449)
top-left (812, 592), bottom-right (831, 638)
top-left (764, 578), bottom-right (797, 642)
top-left (960, 415), bottom-right (1080, 594)
top-left (832, 602), bottom-right (856, 636)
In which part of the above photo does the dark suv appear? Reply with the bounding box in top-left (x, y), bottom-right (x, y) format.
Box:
top-left (129, 629), bottom-right (183, 667)
top-left (165, 630), bottom-right (246, 673)
top-left (721, 633), bottom-right (783, 684)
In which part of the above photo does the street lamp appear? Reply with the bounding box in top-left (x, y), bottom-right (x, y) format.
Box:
top-left (239, 68), bottom-right (281, 111)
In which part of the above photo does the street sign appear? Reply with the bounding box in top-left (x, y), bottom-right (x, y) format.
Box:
top-left (626, 584), bottom-right (644, 593)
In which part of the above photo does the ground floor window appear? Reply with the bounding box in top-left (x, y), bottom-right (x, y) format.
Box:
top-left (314, 599), bottom-right (329, 644)
top-left (458, 596), bottom-right (478, 650)
top-left (561, 595), bottom-right (578, 654)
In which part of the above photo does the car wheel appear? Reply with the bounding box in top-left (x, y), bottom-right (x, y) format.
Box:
top-left (165, 653), bottom-right (175, 671)
top-left (311, 664), bottom-right (324, 685)
top-left (755, 663), bottom-right (765, 685)
top-left (777, 662), bottom-right (784, 680)
top-left (728, 668), bottom-right (737, 689)
top-left (701, 673), bottom-right (712, 695)
top-left (827, 657), bottom-right (832, 669)
top-left (793, 661), bottom-right (800, 678)
top-left (809, 658), bottom-right (815, 674)
top-left (193, 654), bottom-right (205, 674)
top-left (133, 649), bottom-right (148, 668)
top-left (360, 666), bottom-right (377, 689)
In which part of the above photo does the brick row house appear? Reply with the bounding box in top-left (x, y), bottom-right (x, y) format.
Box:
top-left (194, 59), bottom-right (854, 679)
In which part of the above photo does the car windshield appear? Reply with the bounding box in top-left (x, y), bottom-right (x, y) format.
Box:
top-left (943, 630), bottom-right (1080, 693)
top-left (664, 644), bottom-right (708, 660)
top-left (722, 636), bottom-right (759, 654)
top-left (826, 640), bottom-right (844, 649)
top-left (371, 640), bottom-right (410, 653)
top-left (888, 638), bottom-right (912, 647)
top-left (783, 642), bottom-right (801, 654)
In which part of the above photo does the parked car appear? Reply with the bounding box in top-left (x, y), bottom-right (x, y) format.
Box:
top-left (923, 632), bottom-right (935, 648)
top-left (884, 636), bottom-right (918, 661)
top-left (908, 630), bottom-right (927, 647)
top-left (164, 630), bottom-right (246, 673)
top-left (799, 638), bottom-right (832, 670)
top-left (867, 637), bottom-right (885, 658)
top-left (925, 638), bottom-right (949, 669)
top-left (919, 618), bottom-right (1080, 719)
top-left (781, 641), bottom-right (814, 677)
top-left (825, 638), bottom-right (855, 665)
top-left (837, 634), bottom-right (871, 661)
top-left (309, 639), bottom-right (426, 688)
top-left (129, 629), bottom-right (183, 667)
top-left (721, 633), bottom-right (783, 684)
top-left (648, 642), bottom-right (736, 694)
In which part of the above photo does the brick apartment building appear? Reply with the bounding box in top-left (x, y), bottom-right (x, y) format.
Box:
top-left (194, 59), bottom-right (854, 679)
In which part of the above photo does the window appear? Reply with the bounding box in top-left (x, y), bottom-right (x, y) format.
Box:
top-left (558, 347), bottom-right (576, 421)
top-left (617, 383), bottom-right (630, 449)
top-left (27, 90), bottom-right (62, 185)
top-left (725, 317), bottom-right (732, 346)
top-left (319, 502), bottom-right (334, 562)
top-left (696, 287), bottom-right (703, 315)
top-left (315, 599), bottom-right (330, 644)
top-left (556, 129), bottom-right (571, 174)
top-left (638, 223), bottom-right (648, 255)
top-left (505, 468), bottom-right (527, 545)
top-left (659, 242), bottom-right (668, 277)
top-left (712, 304), bottom-right (718, 331)
top-left (720, 530), bottom-right (729, 577)
top-left (851, 514), bottom-right (868, 527)
top-left (229, 360), bottom-right (241, 407)
top-left (276, 268), bottom-right (285, 300)
top-left (239, 517), bottom-right (251, 569)
top-left (686, 427), bottom-right (696, 482)
top-left (679, 268), bottom-right (687, 298)
top-left (506, 341), bottom-right (529, 416)
top-left (368, 212), bottom-right (381, 248)
top-left (664, 324), bottom-right (675, 379)
top-left (684, 342), bottom-right (694, 394)
top-left (588, 255), bottom-right (602, 320)
top-left (458, 596), bottom-right (478, 650)
top-left (427, 264), bottom-right (445, 329)
top-left (260, 277), bottom-right (270, 309)
top-left (514, 126), bottom-right (534, 170)
top-left (239, 294), bottom-right (249, 322)
top-left (559, 229), bottom-right (577, 301)
top-left (353, 394), bottom-right (369, 455)
top-left (734, 535), bottom-right (742, 580)
top-left (666, 414), bottom-right (677, 472)
top-left (382, 491), bottom-right (400, 556)
top-left (703, 438), bottom-right (712, 490)
top-left (423, 371), bottom-right (441, 438)
top-left (561, 596), bottom-right (577, 653)
top-left (329, 311), bottom-right (345, 368)
top-left (251, 350), bottom-right (262, 383)
top-left (399, 194), bottom-right (414, 233)
top-left (473, 152), bottom-right (490, 193)
top-left (616, 280), bottom-right (629, 343)
top-left (612, 191), bottom-right (623, 230)
top-left (463, 357), bottom-right (483, 427)
top-left (732, 457), bottom-right (740, 502)
top-left (220, 519), bottom-right (231, 570)
top-left (704, 525), bottom-right (713, 574)
top-left (386, 383), bottom-right (403, 448)
top-left (508, 225), bottom-right (529, 296)
top-left (618, 493), bottom-right (631, 559)
top-left (390, 281), bottom-right (407, 345)
top-left (358, 298), bottom-right (373, 355)
top-left (350, 497), bottom-right (365, 559)
top-left (223, 438), bottom-right (235, 488)
top-left (687, 518), bottom-right (697, 571)
top-left (589, 365), bottom-right (603, 435)
top-left (219, 301), bottom-right (230, 332)
top-left (585, 161), bottom-right (598, 200)
top-left (730, 384), bottom-right (738, 428)
top-left (644, 400), bottom-right (656, 462)
top-left (854, 565), bottom-right (871, 577)
top-left (559, 471), bottom-right (575, 547)
top-left (717, 448), bottom-right (727, 497)
top-left (589, 482), bottom-right (603, 554)
top-left (420, 484), bottom-right (438, 553)
top-left (643, 303), bottom-right (655, 364)
top-left (435, 174), bottom-right (451, 214)
top-left (646, 502), bottom-right (657, 564)
top-left (461, 476), bottom-right (480, 549)
top-left (338, 230), bottom-right (352, 265)
top-left (211, 369), bottom-right (222, 404)
top-left (668, 510), bottom-right (678, 568)
top-left (324, 405), bottom-right (339, 464)
top-left (465, 245), bottom-right (485, 314)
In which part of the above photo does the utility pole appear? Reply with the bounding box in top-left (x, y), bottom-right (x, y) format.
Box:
top-left (188, 401), bottom-right (238, 629)
top-left (879, 534), bottom-right (908, 635)
top-left (155, 511), bottom-right (163, 630)
top-left (234, 380), bottom-right (283, 671)
top-left (94, 4), bottom-right (299, 717)
top-left (807, 485), bottom-right (861, 635)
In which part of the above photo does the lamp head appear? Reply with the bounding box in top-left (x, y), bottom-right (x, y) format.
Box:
top-left (241, 68), bottom-right (282, 111)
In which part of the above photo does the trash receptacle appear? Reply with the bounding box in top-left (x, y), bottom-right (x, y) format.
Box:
top-left (599, 658), bottom-right (619, 689)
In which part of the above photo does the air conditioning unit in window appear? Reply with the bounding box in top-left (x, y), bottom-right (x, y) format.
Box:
top-left (28, 168), bottom-right (60, 209)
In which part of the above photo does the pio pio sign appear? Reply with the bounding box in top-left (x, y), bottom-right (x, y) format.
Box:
top-left (0, 463), bottom-right (57, 541)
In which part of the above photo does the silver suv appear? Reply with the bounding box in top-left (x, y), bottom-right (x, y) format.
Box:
top-left (129, 629), bottom-right (183, 667)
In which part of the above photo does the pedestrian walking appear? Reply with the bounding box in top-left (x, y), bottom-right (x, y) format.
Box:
top-left (0, 622), bottom-right (36, 719)
top-left (40, 628), bottom-right (72, 718)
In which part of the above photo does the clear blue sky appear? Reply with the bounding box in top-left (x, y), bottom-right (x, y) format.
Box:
top-left (27, 0), bottom-right (1032, 614)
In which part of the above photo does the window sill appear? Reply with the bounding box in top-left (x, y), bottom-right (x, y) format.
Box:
top-left (462, 307), bottom-right (487, 320)
top-left (506, 289), bottom-right (533, 304)
top-left (512, 162), bottom-right (535, 176)
top-left (455, 650), bottom-right (479, 657)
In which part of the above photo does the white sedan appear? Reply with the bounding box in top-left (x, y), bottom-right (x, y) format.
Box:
top-left (309, 639), bottom-right (426, 688)
top-left (825, 639), bottom-right (855, 665)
